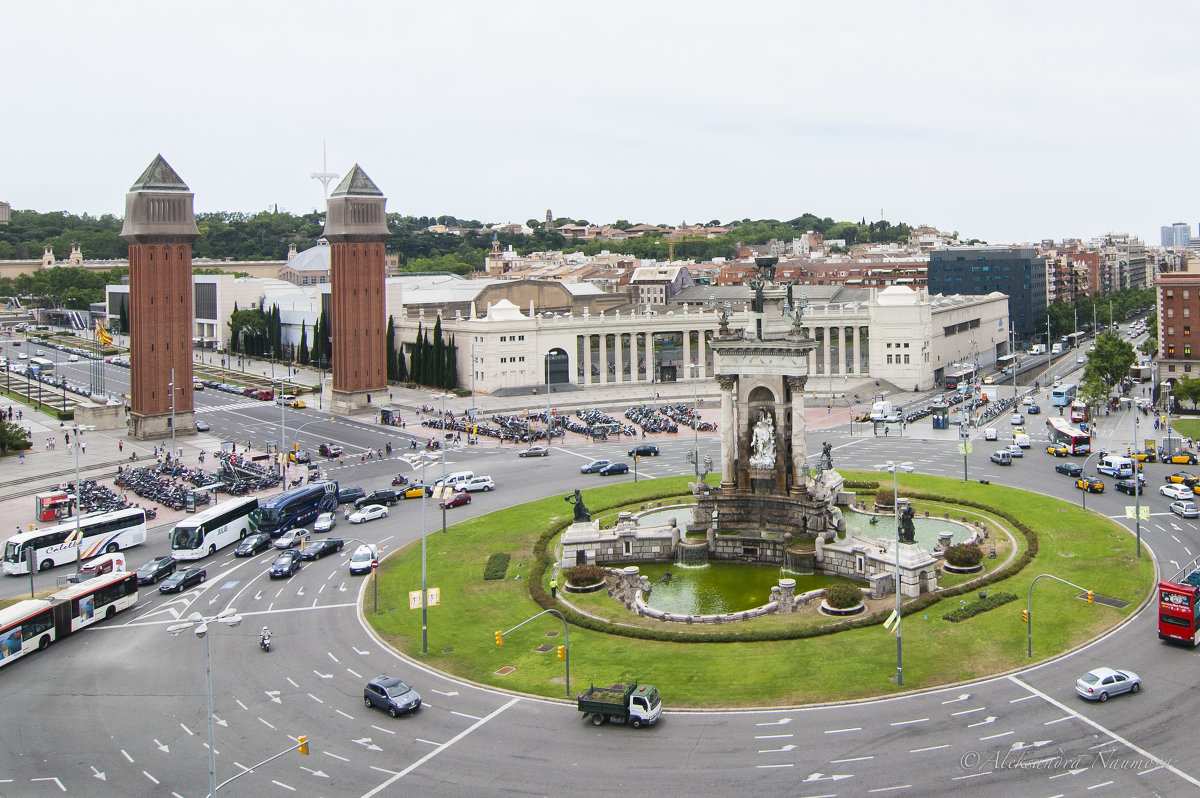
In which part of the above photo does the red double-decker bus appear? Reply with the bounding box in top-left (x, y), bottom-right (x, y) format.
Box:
top-left (1159, 572), bottom-right (1200, 646)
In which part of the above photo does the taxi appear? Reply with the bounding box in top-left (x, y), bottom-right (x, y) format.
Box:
top-left (1075, 475), bottom-right (1105, 494)
top-left (1129, 450), bottom-right (1156, 463)
top-left (1163, 452), bottom-right (1198, 466)
top-left (1165, 472), bottom-right (1200, 487)
top-left (288, 397), bottom-right (307, 409)
top-left (1046, 444), bottom-right (1070, 457)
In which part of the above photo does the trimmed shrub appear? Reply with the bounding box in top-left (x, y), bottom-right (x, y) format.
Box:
top-left (945, 543), bottom-right (984, 568)
top-left (875, 486), bottom-right (895, 506)
top-left (483, 553), bottom-right (511, 580)
top-left (565, 565), bottom-right (606, 586)
top-left (942, 591), bottom-right (1018, 622)
top-left (825, 583), bottom-right (863, 609)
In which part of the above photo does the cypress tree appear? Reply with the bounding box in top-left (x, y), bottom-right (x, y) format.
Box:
top-left (319, 307), bottom-right (331, 370)
top-left (411, 322), bottom-right (423, 386)
top-left (118, 298), bottom-right (129, 335)
top-left (299, 322), bottom-right (309, 365)
top-left (386, 316), bottom-right (397, 381)
top-left (432, 316), bottom-right (445, 389)
top-left (397, 339), bottom-right (408, 382)
top-left (445, 334), bottom-right (459, 389)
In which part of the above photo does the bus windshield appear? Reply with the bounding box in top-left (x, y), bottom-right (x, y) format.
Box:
top-left (251, 507), bottom-right (283, 527)
top-left (171, 526), bottom-right (203, 550)
top-left (2, 541), bottom-right (21, 563)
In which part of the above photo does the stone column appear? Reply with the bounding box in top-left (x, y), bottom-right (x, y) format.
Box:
top-left (823, 328), bottom-right (831, 377)
top-left (599, 333), bottom-right (608, 384)
top-left (646, 332), bottom-right (655, 387)
top-left (697, 330), bottom-right (707, 378)
top-left (845, 326), bottom-right (854, 374)
top-left (788, 375), bottom-right (808, 492)
top-left (682, 329), bottom-right (692, 377)
top-left (583, 334), bottom-right (592, 385)
top-left (718, 375), bottom-right (737, 487)
top-left (630, 331), bottom-right (639, 383)
top-left (615, 331), bottom-right (624, 383)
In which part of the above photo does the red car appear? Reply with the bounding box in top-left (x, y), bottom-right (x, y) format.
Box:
top-left (440, 491), bottom-right (471, 509)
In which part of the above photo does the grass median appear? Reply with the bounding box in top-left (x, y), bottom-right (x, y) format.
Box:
top-left (364, 473), bottom-right (1153, 707)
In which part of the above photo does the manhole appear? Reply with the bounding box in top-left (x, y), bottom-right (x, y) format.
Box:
top-left (545, 630), bottom-right (559, 637)
top-left (536, 644), bottom-right (554, 652)
top-left (1080, 592), bottom-right (1129, 609)
top-left (494, 666), bottom-right (516, 676)
top-left (441, 648), bottom-right (453, 654)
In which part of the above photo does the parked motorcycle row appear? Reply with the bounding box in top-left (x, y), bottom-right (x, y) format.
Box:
top-left (65, 479), bottom-right (130, 515)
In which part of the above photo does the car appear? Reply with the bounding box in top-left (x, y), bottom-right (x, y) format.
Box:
top-left (290, 450), bottom-right (311, 464)
top-left (312, 512), bottom-right (337, 533)
top-left (401, 483), bottom-right (433, 499)
top-left (1022, 396), bottom-right (1033, 406)
top-left (1161, 483), bottom-right (1195, 500)
top-left (274, 528), bottom-right (308, 549)
top-left (1027, 404), bottom-right (1041, 415)
top-left (599, 462), bottom-right (630, 476)
top-left (67, 354), bottom-right (80, 363)
top-left (159, 567), bottom-right (206, 593)
top-left (356, 489), bottom-right (398, 508)
top-left (289, 398), bottom-right (306, 409)
top-left (319, 443), bottom-right (344, 458)
top-left (990, 450), bottom-right (1013, 465)
top-left (629, 444), bottom-right (660, 457)
top-left (1046, 444), bottom-right (1070, 457)
top-left (439, 491), bottom-right (471, 509)
top-left (581, 459), bottom-right (613, 474)
top-left (461, 476), bottom-right (495, 492)
top-left (191, 380), bottom-right (203, 390)
top-left (269, 550), bottom-right (303, 578)
top-left (1002, 444), bottom-right (1024, 458)
top-left (298, 538), bottom-right (345, 560)
top-left (276, 394), bottom-right (297, 406)
top-left (135, 555), bottom-right (177, 585)
top-left (1114, 479), bottom-right (1143, 496)
top-left (518, 446), bottom-right (549, 457)
top-left (1165, 472), bottom-right (1200, 487)
top-left (235, 533), bottom-right (272, 556)
top-left (1010, 413), bottom-right (1024, 425)
top-left (35, 349), bottom-right (44, 357)
top-left (337, 486), bottom-right (366, 505)
top-left (348, 544), bottom-right (379, 575)
top-left (1056, 462), bottom-right (1083, 477)
top-left (195, 420), bottom-right (211, 432)
top-left (1075, 667), bottom-right (1140, 702)
top-left (1077, 356), bottom-right (1086, 364)
top-left (1171, 500), bottom-right (1200, 519)
top-left (349, 504), bottom-right (389, 524)
top-left (1131, 451), bottom-right (1157, 463)
top-left (984, 427), bottom-right (998, 441)
top-left (982, 374), bottom-right (994, 384)
top-left (1075, 475), bottom-right (1104, 493)
top-left (1165, 453), bottom-right (1198, 465)
top-left (1053, 379), bottom-right (1062, 387)
top-left (364, 675), bottom-right (421, 717)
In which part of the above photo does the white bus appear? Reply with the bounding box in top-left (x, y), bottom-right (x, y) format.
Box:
top-left (170, 497), bottom-right (259, 560)
top-left (0, 600), bottom-right (55, 666)
top-left (1, 508), bottom-right (148, 575)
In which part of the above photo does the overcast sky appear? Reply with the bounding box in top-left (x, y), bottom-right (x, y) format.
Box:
top-left (4, 1), bottom-right (1195, 245)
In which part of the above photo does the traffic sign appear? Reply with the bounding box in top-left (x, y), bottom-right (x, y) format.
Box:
top-left (408, 588), bottom-right (441, 609)
top-left (1125, 506), bottom-right (1150, 520)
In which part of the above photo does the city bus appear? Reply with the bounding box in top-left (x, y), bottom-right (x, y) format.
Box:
top-left (170, 496), bottom-right (260, 560)
top-left (996, 354), bottom-right (1019, 374)
top-left (28, 356), bottom-right (54, 373)
top-left (1158, 569), bottom-right (1200, 646)
top-left (1050, 383), bottom-right (1077, 406)
top-left (250, 481), bottom-right (338, 537)
top-left (1069, 401), bottom-right (1089, 423)
top-left (1, 508), bottom-right (148, 575)
top-left (1046, 417), bottom-right (1091, 455)
top-left (944, 366), bottom-right (977, 391)
top-left (1065, 331), bottom-right (1087, 349)
top-left (0, 571), bottom-right (140, 668)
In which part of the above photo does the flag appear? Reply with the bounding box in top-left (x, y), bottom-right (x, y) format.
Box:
top-left (96, 320), bottom-right (112, 346)
top-left (883, 610), bottom-right (899, 633)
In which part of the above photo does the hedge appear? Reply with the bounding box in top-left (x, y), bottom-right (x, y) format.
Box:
top-left (483, 552), bottom-right (511, 580)
top-left (942, 591), bottom-right (1018, 622)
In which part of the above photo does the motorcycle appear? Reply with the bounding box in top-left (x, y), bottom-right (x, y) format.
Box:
top-left (260, 628), bottom-right (271, 652)
top-left (289, 477), bottom-right (304, 488)
top-left (391, 474), bottom-right (409, 487)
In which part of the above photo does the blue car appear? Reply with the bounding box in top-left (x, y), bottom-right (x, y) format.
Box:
top-left (1028, 404), bottom-right (1041, 415)
top-left (598, 462), bottom-right (630, 476)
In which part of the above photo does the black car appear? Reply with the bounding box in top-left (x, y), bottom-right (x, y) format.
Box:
top-left (159, 567), bottom-right (206, 593)
top-left (364, 675), bottom-right (421, 717)
top-left (337, 486), bottom-right (366, 505)
top-left (599, 462), bottom-right (630, 476)
top-left (1055, 462), bottom-right (1083, 477)
top-left (195, 420), bottom-right (211, 432)
top-left (235, 533), bottom-right (272, 557)
top-left (269, 550), bottom-right (303, 579)
top-left (136, 555), bottom-right (177, 585)
top-left (291, 450), bottom-right (311, 464)
top-left (1115, 479), bottom-right (1144, 495)
top-left (628, 444), bottom-right (660, 458)
top-left (356, 489), bottom-right (398, 508)
top-left (298, 539), bottom-right (345, 560)
top-left (319, 443), bottom-right (344, 458)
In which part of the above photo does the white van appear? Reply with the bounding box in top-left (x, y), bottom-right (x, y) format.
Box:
top-left (989, 450), bottom-right (1013, 466)
top-left (348, 544), bottom-right (379, 575)
top-left (66, 552), bottom-right (127, 583)
top-left (434, 470), bottom-right (475, 490)
top-left (1051, 343), bottom-right (1063, 355)
top-left (1097, 455), bottom-right (1134, 479)
top-left (1013, 432), bottom-right (1031, 448)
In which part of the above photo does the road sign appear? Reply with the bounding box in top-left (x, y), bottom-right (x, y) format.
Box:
top-left (1125, 506), bottom-right (1150, 520)
top-left (408, 588), bottom-right (441, 609)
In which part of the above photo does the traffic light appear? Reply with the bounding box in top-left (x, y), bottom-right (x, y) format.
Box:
top-left (494, 630), bottom-right (503, 647)
top-left (297, 735), bottom-right (309, 755)
top-left (1021, 609), bottom-right (1030, 623)
top-left (557, 645), bottom-right (565, 660)
top-left (1087, 590), bottom-right (1094, 604)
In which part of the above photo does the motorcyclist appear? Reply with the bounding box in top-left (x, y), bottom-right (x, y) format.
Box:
top-left (260, 627), bottom-right (271, 648)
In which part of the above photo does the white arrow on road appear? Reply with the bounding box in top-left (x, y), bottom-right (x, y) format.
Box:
top-left (1010, 740), bottom-right (1052, 751)
top-left (208, 594), bottom-right (220, 605)
top-left (213, 715), bottom-right (228, 727)
top-left (755, 717), bottom-right (791, 726)
top-left (297, 587), bottom-right (304, 597)
top-left (941, 693), bottom-right (971, 704)
top-left (338, 582), bottom-right (347, 592)
top-left (91, 766), bottom-right (106, 781)
top-left (967, 716), bottom-right (997, 728)
top-left (266, 690), bottom-right (282, 704)
top-left (314, 670), bottom-right (333, 680)
top-left (353, 737), bottom-right (383, 752)
top-left (758, 744), bottom-right (796, 754)
top-left (299, 767), bottom-right (329, 778)
top-left (254, 590), bottom-right (262, 601)
top-left (1049, 767), bottom-right (1091, 780)
top-left (803, 773), bottom-right (853, 783)
top-left (154, 739), bottom-right (169, 753)
top-left (431, 689), bottom-right (459, 697)
top-left (353, 647), bottom-right (369, 656)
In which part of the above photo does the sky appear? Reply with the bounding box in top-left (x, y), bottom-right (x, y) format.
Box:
top-left (4, 1), bottom-right (1196, 246)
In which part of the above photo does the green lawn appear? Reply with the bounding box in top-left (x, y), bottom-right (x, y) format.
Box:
top-left (365, 473), bottom-right (1153, 707)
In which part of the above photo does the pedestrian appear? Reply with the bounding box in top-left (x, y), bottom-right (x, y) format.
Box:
top-left (18, 452), bottom-right (24, 465)
top-left (64, 432), bottom-right (70, 446)
top-left (550, 577), bottom-right (558, 599)
top-left (884, 427), bottom-right (889, 437)
top-left (118, 440), bottom-right (123, 453)
top-left (153, 445), bottom-right (159, 457)
top-left (80, 441), bottom-right (86, 454)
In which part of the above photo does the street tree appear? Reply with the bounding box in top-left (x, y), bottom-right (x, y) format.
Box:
top-left (1082, 331), bottom-right (1136, 408)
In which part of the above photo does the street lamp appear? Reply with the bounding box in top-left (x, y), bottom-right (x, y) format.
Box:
top-left (403, 452), bottom-right (439, 653)
top-left (1079, 450), bottom-right (1099, 510)
top-left (542, 352), bottom-right (554, 454)
top-left (686, 363), bottom-right (701, 477)
top-left (69, 424), bottom-right (97, 571)
top-left (431, 392), bottom-right (454, 536)
top-left (166, 608), bottom-right (243, 798)
top-left (876, 461), bottom-right (914, 686)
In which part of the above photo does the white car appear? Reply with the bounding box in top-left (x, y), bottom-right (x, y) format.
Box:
top-left (462, 476), bottom-right (495, 492)
top-left (67, 354), bottom-right (80, 362)
top-left (1077, 356), bottom-right (1085, 364)
top-left (349, 504), bottom-right (389, 524)
top-left (273, 528), bottom-right (308, 549)
top-left (1075, 667), bottom-right (1140, 702)
top-left (1171, 500), bottom-right (1200, 519)
top-left (313, 512), bottom-right (336, 532)
top-left (1010, 413), bottom-right (1025, 425)
top-left (1161, 484), bottom-right (1195, 501)
top-left (1002, 444), bottom-right (1024, 458)
top-left (348, 544), bottom-right (379, 575)
top-left (984, 427), bottom-right (998, 441)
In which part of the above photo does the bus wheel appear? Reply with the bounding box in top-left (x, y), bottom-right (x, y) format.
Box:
top-left (106, 606), bottom-right (116, 618)
top-left (105, 543), bottom-right (119, 554)
top-left (39, 559), bottom-right (53, 572)
top-left (38, 635), bottom-right (50, 650)
top-left (209, 545), bottom-right (216, 556)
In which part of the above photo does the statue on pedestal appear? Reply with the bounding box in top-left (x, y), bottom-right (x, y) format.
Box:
top-left (566, 489), bottom-right (590, 523)
top-left (749, 410), bottom-right (776, 469)
top-left (899, 503), bottom-right (916, 543)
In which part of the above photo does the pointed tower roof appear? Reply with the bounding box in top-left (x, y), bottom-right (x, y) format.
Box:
top-left (129, 154), bottom-right (190, 192)
top-left (330, 164), bottom-right (382, 197)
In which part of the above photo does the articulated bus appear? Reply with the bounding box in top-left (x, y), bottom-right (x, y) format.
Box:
top-left (944, 366), bottom-right (977, 391)
top-left (250, 482), bottom-right (338, 537)
top-left (1159, 568), bottom-right (1200, 646)
top-left (1050, 383), bottom-right (1078, 407)
top-left (1, 508), bottom-right (147, 575)
top-left (170, 497), bottom-right (260, 560)
top-left (1046, 417), bottom-right (1091, 455)
top-left (0, 571), bottom-right (139, 669)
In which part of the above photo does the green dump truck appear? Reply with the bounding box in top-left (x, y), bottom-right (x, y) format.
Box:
top-left (577, 682), bottom-right (662, 728)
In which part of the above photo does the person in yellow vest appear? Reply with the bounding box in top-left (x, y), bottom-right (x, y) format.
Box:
top-left (550, 577), bottom-right (558, 599)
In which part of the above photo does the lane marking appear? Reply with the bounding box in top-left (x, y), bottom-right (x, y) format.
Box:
top-left (824, 727), bottom-right (862, 734)
top-left (910, 744), bottom-right (950, 753)
top-left (890, 718), bottom-right (928, 726)
top-left (143, 772), bottom-right (159, 785)
top-left (979, 731), bottom-right (1014, 740)
top-left (371, 725), bottom-right (396, 735)
top-left (324, 751), bottom-right (350, 762)
top-left (336, 709), bottom-right (354, 720)
top-left (121, 750), bottom-right (134, 763)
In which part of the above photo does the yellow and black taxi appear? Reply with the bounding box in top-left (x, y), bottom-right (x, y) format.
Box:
top-left (1075, 475), bottom-right (1105, 493)
top-left (1046, 443), bottom-right (1070, 457)
top-left (1128, 450), bottom-right (1156, 463)
top-left (1164, 452), bottom-right (1198, 466)
top-left (1165, 471), bottom-right (1200, 488)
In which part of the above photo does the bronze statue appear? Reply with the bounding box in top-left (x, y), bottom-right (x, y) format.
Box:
top-left (822, 441), bottom-right (833, 467)
top-left (566, 489), bottom-right (590, 523)
top-left (899, 503), bottom-right (916, 543)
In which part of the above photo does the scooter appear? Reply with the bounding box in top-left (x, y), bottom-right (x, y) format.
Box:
top-left (391, 474), bottom-right (409, 486)
top-left (260, 628), bottom-right (271, 653)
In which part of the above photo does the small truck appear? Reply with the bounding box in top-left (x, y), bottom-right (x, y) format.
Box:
top-left (577, 682), bottom-right (662, 728)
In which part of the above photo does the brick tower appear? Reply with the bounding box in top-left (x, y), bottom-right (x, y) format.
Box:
top-left (120, 155), bottom-right (199, 440)
top-left (323, 164), bottom-right (390, 414)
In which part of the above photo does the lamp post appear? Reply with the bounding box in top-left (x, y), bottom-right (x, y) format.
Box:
top-left (686, 363), bottom-right (701, 477)
top-left (432, 392), bottom-right (453, 536)
top-left (876, 461), bottom-right (914, 686)
top-left (1133, 407), bottom-right (1143, 558)
top-left (69, 424), bottom-right (97, 571)
top-left (166, 608), bottom-right (243, 798)
top-left (169, 368), bottom-right (177, 459)
top-left (1079, 451), bottom-right (1099, 510)
top-left (543, 352), bottom-right (553, 454)
top-left (403, 452), bottom-right (438, 653)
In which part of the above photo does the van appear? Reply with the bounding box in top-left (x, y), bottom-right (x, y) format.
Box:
top-left (1097, 455), bottom-right (1134, 479)
top-left (1013, 432), bottom-right (1031, 449)
top-left (434, 470), bottom-right (475, 490)
top-left (1030, 344), bottom-right (1046, 356)
top-left (348, 544), bottom-right (379, 575)
top-left (66, 552), bottom-right (127, 583)
top-left (1051, 343), bottom-right (1063, 355)
top-left (989, 450), bottom-right (1013, 466)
